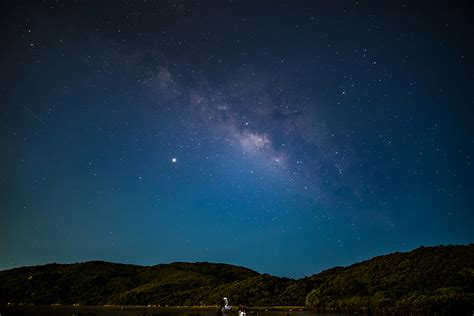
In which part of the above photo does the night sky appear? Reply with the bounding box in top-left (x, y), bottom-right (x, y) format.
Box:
top-left (1, 1), bottom-right (473, 278)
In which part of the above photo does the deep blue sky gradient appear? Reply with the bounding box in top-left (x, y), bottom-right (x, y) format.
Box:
top-left (1, 1), bottom-right (473, 277)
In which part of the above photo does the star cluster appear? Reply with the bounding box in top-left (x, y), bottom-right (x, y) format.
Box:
top-left (0, 1), bottom-right (472, 277)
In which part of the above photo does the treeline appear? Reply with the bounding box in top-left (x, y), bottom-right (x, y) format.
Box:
top-left (304, 244), bottom-right (474, 314)
top-left (1, 244), bottom-right (473, 314)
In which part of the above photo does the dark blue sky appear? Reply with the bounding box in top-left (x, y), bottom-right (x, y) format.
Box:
top-left (1, 1), bottom-right (473, 278)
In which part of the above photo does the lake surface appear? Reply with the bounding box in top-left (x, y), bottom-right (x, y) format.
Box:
top-left (0, 306), bottom-right (347, 316)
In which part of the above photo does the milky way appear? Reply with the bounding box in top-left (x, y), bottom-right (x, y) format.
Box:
top-left (1, 1), bottom-right (472, 277)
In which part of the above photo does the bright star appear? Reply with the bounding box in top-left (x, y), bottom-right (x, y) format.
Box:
top-left (172, 158), bottom-right (177, 163)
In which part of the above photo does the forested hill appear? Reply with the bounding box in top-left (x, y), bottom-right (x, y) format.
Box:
top-left (303, 244), bottom-right (474, 313)
top-left (1, 244), bottom-right (473, 313)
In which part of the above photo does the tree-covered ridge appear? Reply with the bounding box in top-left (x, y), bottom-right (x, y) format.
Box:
top-left (304, 244), bottom-right (474, 313)
top-left (0, 261), bottom-right (265, 306)
top-left (1, 244), bottom-right (473, 313)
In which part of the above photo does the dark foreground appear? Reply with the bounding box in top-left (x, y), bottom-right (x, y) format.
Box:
top-left (0, 306), bottom-right (337, 316)
top-left (3, 305), bottom-right (474, 316)
top-left (2, 245), bottom-right (474, 313)
top-left (1, 245), bottom-right (473, 314)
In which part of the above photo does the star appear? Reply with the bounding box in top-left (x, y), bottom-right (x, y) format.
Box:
top-left (2, 0), bottom-right (471, 281)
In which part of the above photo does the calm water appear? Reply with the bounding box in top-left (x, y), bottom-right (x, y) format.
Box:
top-left (0, 307), bottom-right (347, 316)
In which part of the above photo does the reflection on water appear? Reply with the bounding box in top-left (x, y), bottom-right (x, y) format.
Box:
top-left (0, 306), bottom-right (345, 316)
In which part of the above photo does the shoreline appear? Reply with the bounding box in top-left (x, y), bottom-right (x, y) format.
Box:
top-left (0, 305), bottom-right (308, 312)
